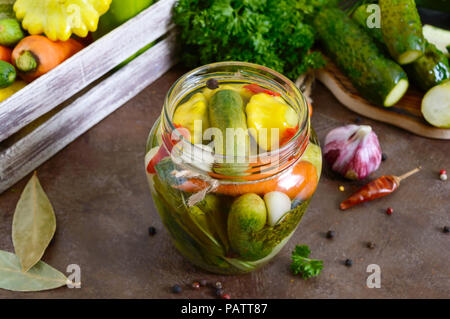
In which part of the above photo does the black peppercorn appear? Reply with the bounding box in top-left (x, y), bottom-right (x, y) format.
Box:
top-left (367, 242), bottom-right (376, 249)
top-left (172, 284), bottom-right (182, 294)
top-left (206, 78), bottom-right (219, 90)
top-left (215, 288), bottom-right (224, 297)
top-left (381, 153), bottom-right (387, 161)
top-left (344, 259), bottom-right (353, 267)
top-left (443, 226), bottom-right (450, 233)
top-left (354, 117), bottom-right (362, 124)
top-left (148, 226), bottom-right (156, 236)
top-left (326, 230), bottom-right (335, 239)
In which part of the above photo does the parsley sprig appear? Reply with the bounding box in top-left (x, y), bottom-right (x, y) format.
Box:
top-left (290, 245), bottom-right (323, 279)
top-left (173, 0), bottom-right (338, 80)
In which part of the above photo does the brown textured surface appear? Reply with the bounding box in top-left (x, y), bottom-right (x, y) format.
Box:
top-left (0, 66), bottom-right (449, 299)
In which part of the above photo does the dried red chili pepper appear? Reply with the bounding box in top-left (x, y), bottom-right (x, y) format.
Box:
top-left (340, 167), bottom-right (421, 210)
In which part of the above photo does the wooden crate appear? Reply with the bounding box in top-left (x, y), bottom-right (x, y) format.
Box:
top-left (0, 0), bottom-right (178, 193)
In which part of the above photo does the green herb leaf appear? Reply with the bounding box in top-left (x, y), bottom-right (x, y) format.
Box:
top-left (290, 244), bottom-right (323, 279)
top-left (12, 172), bottom-right (56, 272)
top-left (173, 0), bottom-right (338, 80)
top-left (0, 250), bottom-right (69, 292)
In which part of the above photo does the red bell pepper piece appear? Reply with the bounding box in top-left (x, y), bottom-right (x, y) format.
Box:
top-left (244, 83), bottom-right (281, 97)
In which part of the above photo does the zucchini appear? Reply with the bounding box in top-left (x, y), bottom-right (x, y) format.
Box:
top-left (423, 24), bottom-right (450, 57)
top-left (421, 81), bottom-right (450, 128)
top-left (353, 4), bottom-right (450, 91)
top-left (314, 8), bottom-right (408, 107)
top-left (0, 59), bottom-right (16, 88)
top-left (415, 0), bottom-right (450, 14)
top-left (379, 0), bottom-right (426, 64)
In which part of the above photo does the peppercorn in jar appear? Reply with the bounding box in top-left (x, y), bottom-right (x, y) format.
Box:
top-left (145, 62), bottom-right (322, 274)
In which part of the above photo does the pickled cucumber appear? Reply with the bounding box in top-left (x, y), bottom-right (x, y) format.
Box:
top-left (209, 89), bottom-right (249, 176)
top-left (227, 193), bottom-right (268, 261)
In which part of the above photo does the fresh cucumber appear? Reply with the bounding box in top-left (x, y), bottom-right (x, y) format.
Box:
top-left (421, 81), bottom-right (450, 128)
top-left (0, 0), bottom-right (15, 20)
top-left (314, 8), bottom-right (409, 107)
top-left (379, 0), bottom-right (426, 64)
top-left (0, 59), bottom-right (15, 88)
top-left (209, 89), bottom-right (249, 176)
top-left (353, 4), bottom-right (450, 91)
top-left (0, 18), bottom-right (24, 47)
top-left (415, 0), bottom-right (450, 14)
top-left (423, 24), bottom-right (450, 57)
top-left (405, 42), bottom-right (450, 91)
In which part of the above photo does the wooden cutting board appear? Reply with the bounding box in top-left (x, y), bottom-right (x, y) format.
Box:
top-left (316, 61), bottom-right (450, 140)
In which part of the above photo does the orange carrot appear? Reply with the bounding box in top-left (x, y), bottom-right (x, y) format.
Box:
top-left (175, 160), bottom-right (318, 200)
top-left (12, 35), bottom-right (84, 82)
top-left (0, 45), bottom-right (11, 63)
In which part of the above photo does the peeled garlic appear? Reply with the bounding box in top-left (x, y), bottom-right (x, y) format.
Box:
top-left (324, 125), bottom-right (382, 180)
top-left (264, 191), bottom-right (292, 226)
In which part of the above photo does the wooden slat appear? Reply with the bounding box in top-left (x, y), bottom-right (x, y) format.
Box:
top-left (0, 32), bottom-right (179, 194)
top-left (0, 0), bottom-right (177, 142)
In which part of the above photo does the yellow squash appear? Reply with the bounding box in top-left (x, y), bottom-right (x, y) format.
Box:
top-left (246, 93), bottom-right (298, 151)
top-left (0, 80), bottom-right (27, 102)
top-left (14, 0), bottom-right (112, 41)
top-left (173, 93), bottom-right (210, 144)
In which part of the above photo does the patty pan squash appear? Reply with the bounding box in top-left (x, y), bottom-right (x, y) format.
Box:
top-left (14, 0), bottom-right (112, 41)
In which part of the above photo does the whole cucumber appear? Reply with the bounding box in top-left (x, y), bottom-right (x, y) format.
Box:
top-left (314, 8), bottom-right (409, 107)
top-left (209, 89), bottom-right (249, 176)
top-left (353, 4), bottom-right (450, 91)
top-left (227, 193), bottom-right (269, 261)
top-left (379, 0), bottom-right (426, 64)
top-left (0, 60), bottom-right (16, 88)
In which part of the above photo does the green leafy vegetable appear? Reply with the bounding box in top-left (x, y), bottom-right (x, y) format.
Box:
top-left (290, 245), bottom-right (323, 279)
top-left (173, 0), bottom-right (338, 79)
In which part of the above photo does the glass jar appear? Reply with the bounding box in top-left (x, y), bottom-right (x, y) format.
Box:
top-left (145, 62), bottom-right (322, 274)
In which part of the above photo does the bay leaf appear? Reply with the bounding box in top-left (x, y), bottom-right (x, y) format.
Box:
top-left (12, 172), bottom-right (56, 272)
top-left (0, 250), bottom-right (69, 292)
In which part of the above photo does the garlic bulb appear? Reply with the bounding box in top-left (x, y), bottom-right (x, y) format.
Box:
top-left (324, 125), bottom-right (382, 180)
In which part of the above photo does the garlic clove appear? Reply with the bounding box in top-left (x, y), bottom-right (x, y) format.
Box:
top-left (264, 191), bottom-right (292, 226)
top-left (324, 125), bottom-right (382, 180)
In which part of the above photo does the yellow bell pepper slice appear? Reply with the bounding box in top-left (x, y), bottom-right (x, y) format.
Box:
top-left (246, 93), bottom-right (298, 151)
top-left (173, 93), bottom-right (210, 144)
top-left (0, 81), bottom-right (27, 103)
top-left (14, 0), bottom-right (112, 41)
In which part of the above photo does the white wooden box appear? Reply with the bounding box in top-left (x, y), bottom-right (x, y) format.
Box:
top-left (0, 0), bottom-right (178, 193)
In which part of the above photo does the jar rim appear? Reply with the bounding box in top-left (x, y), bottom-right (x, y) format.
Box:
top-left (161, 61), bottom-right (310, 180)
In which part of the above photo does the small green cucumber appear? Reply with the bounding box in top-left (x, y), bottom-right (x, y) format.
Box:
top-left (421, 81), bottom-right (450, 128)
top-left (315, 8), bottom-right (408, 107)
top-left (227, 193), bottom-right (268, 261)
top-left (353, 4), bottom-right (450, 91)
top-left (0, 60), bottom-right (16, 88)
top-left (0, 18), bottom-right (24, 47)
top-left (379, 0), bottom-right (426, 64)
top-left (209, 89), bottom-right (249, 176)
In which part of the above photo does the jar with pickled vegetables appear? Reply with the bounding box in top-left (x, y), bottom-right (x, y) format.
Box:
top-left (145, 62), bottom-right (322, 274)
